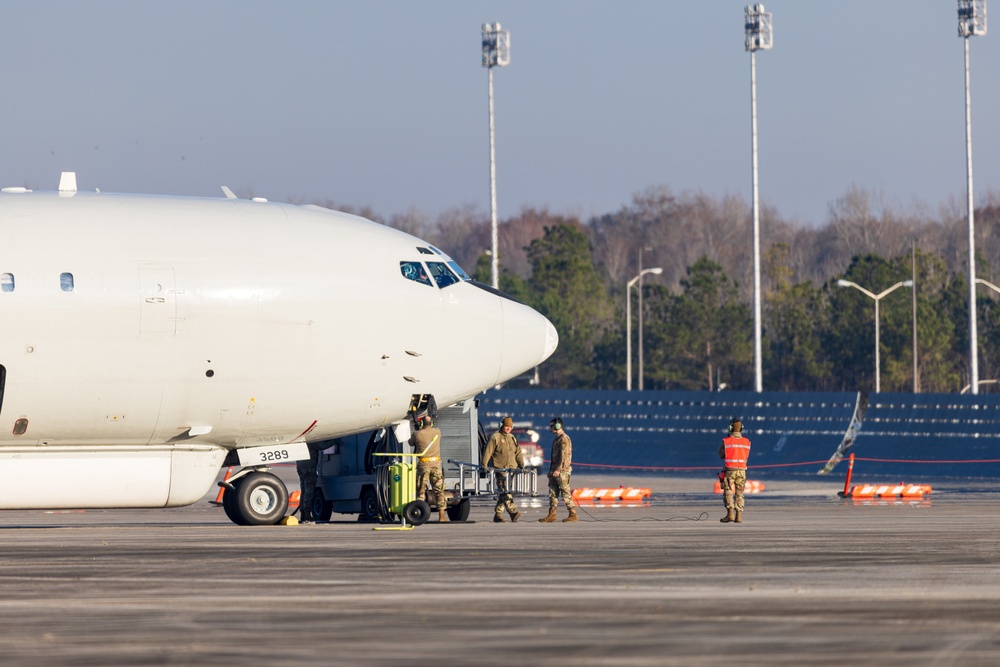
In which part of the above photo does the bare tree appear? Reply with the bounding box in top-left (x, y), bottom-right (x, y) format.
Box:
top-left (498, 208), bottom-right (577, 279)
top-left (430, 205), bottom-right (489, 271)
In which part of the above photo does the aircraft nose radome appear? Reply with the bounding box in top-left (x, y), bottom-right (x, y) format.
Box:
top-left (543, 318), bottom-right (559, 361)
top-left (498, 301), bottom-right (559, 383)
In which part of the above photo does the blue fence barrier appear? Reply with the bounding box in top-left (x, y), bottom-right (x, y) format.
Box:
top-left (854, 393), bottom-right (1000, 477)
top-left (477, 389), bottom-right (1000, 480)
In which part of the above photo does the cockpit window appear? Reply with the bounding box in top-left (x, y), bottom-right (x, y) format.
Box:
top-left (427, 262), bottom-right (460, 288)
top-left (400, 261), bottom-right (433, 286)
top-left (416, 247), bottom-right (434, 255)
top-left (425, 246), bottom-right (471, 282)
top-left (1, 273), bottom-right (13, 292)
top-left (447, 261), bottom-right (470, 281)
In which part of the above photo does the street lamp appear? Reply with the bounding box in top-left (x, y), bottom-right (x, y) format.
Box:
top-left (637, 246), bottom-right (653, 390)
top-left (837, 279), bottom-right (913, 393)
top-left (958, 0), bottom-right (987, 393)
top-left (976, 277), bottom-right (1000, 295)
top-left (482, 22), bottom-right (510, 290)
top-left (626, 267), bottom-right (663, 391)
top-left (745, 4), bottom-right (773, 393)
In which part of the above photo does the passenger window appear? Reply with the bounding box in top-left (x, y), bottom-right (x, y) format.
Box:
top-left (1, 273), bottom-right (13, 292)
top-left (399, 261), bottom-right (432, 287)
top-left (60, 272), bottom-right (74, 292)
top-left (427, 262), bottom-right (460, 288)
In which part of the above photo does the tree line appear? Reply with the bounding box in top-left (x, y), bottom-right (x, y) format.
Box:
top-left (305, 184), bottom-right (1000, 393)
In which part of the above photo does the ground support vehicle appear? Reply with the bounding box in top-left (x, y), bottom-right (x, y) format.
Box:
top-left (310, 399), bottom-right (536, 524)
top-left (369, 451), bottom-right (433, 529)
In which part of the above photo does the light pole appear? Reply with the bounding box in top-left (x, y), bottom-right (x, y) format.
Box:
top-left (745, 4), bottom-right (772, 393)
top-left (638, 246), bottom-right (653, 390)
top-left (911, 241), bottom-right (919, 393)
top-left (837, 279), bottom-right (913, 393)
top-left (626, 267), bottom-right (663, 391)
top-left (482, 22), bottom-right (510, 290)
top-left (958, 0), bottom-right (987, 393)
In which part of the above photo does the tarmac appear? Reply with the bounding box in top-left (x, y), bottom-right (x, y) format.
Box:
top-left (0, 470), bottom-right (998, 666)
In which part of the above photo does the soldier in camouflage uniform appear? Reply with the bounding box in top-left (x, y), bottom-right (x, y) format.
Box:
top-left (718, 418), bottom-right (751, 524)
top-left (410, 414), bottom-right (449, 522)
top-left (296, 441), bottom-right (326, 524)
top-left (539, 417), bottom-right (578, 523)
top-left (481, 416), bottom-right (524, 523)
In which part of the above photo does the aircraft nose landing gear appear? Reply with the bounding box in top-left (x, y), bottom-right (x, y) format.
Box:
top-left (220, 468), bottom-right (289, 526)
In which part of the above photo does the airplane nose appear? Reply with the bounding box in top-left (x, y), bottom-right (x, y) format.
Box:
top-left (498, 299), bottom-right (559, 383)
top-left (543, 318), bottom-right (558, 360)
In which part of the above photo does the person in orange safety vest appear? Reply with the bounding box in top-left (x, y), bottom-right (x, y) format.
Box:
top-left (718, 418), bottom-right (751, 524)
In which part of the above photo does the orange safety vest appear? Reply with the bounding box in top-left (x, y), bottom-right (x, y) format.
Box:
top-left (722, 436), bottom-right (750, 470)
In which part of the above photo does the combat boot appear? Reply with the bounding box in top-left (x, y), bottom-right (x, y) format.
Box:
top-left (438, 510), bottom-right (449, 523)
top-left (734, 509), bottom-right (743, 524)
top-left (510, 510), bottom-right (522, 523)
top-left (538, 509), bottom-right (557, 523)
top-left (720, 508), bottom-right (735, 523)
top-left (493, 514), bottom-right (506, 523)
top-left (562, 508), bottom-right (578, 523)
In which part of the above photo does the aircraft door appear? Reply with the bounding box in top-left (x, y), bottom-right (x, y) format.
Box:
top-left (139, 265), bottom-right (177, 339)
top-left (0, 364), bottom-right (5, 416)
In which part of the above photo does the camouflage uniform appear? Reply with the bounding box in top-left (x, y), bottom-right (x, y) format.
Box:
top-left (719, 468), bottom-right (747, 512)
top-left (482, 427), bottom-right (524, 518)
top-left (546, 431), bottom-right (575, 512)
top-left (296, 442), bottom-right (324, 522)
top-left (718, 430), bottom-right (751, 515)
top-left (410, 426), bottom-right (447, 511)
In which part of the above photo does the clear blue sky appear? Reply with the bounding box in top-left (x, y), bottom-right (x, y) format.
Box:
top-left (2, 1), bottom-right (997, 227)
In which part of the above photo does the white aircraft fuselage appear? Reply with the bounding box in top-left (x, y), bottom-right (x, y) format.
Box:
top-left (0, 188), bottom-right (557, 514)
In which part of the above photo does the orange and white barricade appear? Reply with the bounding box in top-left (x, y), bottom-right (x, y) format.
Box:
top-left (712, 479), bottom-right (765, 494)
top-left (572, 487), bottom-right (652, 504)
top-left (848, 483), bottom-right (932, 499)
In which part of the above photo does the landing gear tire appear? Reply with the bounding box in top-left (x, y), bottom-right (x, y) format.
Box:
top-left (403, 499), bottom-right (432, 526)
top-left (311, 488), bottom-right (333, 522)
top-left (221, 477), bottom-right (244, 525)
top-left (446, 498), bottom-right (471, 522)
top-left (227, 471), bottom-right (289, 526)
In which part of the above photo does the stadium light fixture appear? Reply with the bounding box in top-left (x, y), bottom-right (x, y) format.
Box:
top-left (745, 4), bottom-right (772, 393)
top-left (958, 1), bottom-right (987, 393)
top-left (482, 22), bottom-right (510, 290)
